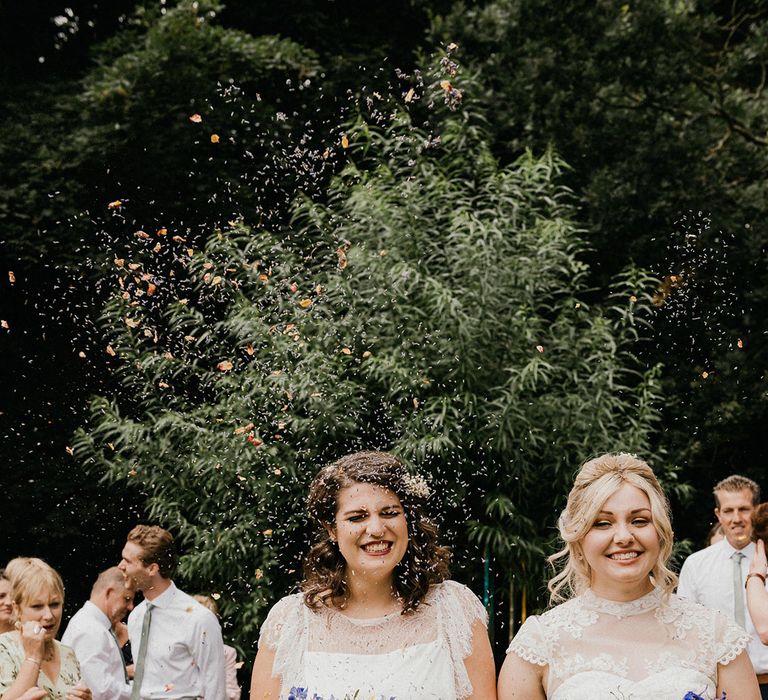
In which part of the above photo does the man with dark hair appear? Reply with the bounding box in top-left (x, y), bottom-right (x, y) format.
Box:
top-left (61, 567), bottom-right (135, 700)
top-left (119, 525), bottom-right (225, 700)
top-left (678, 474), bottom-right (768, 698)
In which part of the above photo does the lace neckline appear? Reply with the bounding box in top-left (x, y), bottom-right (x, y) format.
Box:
top-left (580, 585), bottom-right (663, 619)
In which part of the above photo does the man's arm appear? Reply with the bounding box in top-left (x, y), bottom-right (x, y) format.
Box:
top-left (193, 611), bottom-right (226, 700)
top-left (677, 554), bottom-right (701, 602)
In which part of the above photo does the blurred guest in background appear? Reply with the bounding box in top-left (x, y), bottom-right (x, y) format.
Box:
top-left (193, 595), bottom-right (240, 700)
top-left (746, 503), bottom-right (768, 645)
top-left (708, 521), bottom-right (725, 546)
top-left (0, 557), bottom-right (91, 700)
top-left (0, 568), bottom-right (13, 634)
top-left (62, 567), bottom-right (135, 700)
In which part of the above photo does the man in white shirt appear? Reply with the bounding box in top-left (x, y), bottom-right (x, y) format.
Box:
top-left (118, 525), bottom-right (226, 700)
top-left (62, 567), bottom-right (135, 700)
top-left (678, 474), bottom-right (768, 698)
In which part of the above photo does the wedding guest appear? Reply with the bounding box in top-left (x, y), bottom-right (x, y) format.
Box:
top-left (0, 557), bottom-right (92, 700)
top-left (708, 521), bottom-right (725, 546)
top-left (0, 568), bottom-right (13, 634)
top-left (499, 453), bottom-right (759, 700)
top-left (746, 504), bottom-right (768, 645)
top-left (61, 567), bottom-right (135, 700)
top-left (250, 450), bottom-right (496, 700)
top-left (678, 474), bottom-right (768, 697)
top-left (192, 595), bottom-right (240, 700)
top-left (118, 525), bottom-right (226, 700)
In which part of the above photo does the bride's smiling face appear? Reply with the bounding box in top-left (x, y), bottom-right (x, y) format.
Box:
top-left (581, 482), bottom-right (660, 599)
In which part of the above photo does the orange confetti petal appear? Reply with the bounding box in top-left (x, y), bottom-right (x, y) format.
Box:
top-left (147, 283), bottom-right (157, 296)
top-left (298, 298), bottom-right (312, 308)
top-left (156, 227), bottom-right (168, 236)
top-left (737, 338), bottom-right (744, 349)
top-left (404, 87), bottom-right (415, 103)
top-left (217, 360), bottom-right (233, 372)
top-left (189, 114), bottom-right (202, 123)
top-left (210, 134), bottom-right (220, 144)
top-left (245, 343), bottom-right (255, 356)
top-left (125, 318), bottom-right (140, 328)
top-left (106, 344), bottom-right (116, 356)
top-left (107, 200), bottom-right (122, 209)
top-left (341, 347), bottom-right (352, 355)
top-left (702, 371), bottom-right (709, 379)
top-left (362, 351), bottom-right (372, 359)
top-left (0, 320), bottom-right (8, 330)
top-left (8, 271), bottom-right (16, 284)
top-left (128, 468), bottom-right (138, 477)
top-left (440, 80), bottom-right (452, 91)
top-left (262, 529), bottom-right (273, 537)
top-left (65, 446), bottom-right (74, 456)
top-left (340, 134), bottom-right (349, 149)
top-left (336, 247), bottom-right (348, 270)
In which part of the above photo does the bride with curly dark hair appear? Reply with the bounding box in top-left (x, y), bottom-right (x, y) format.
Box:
top-left (249, 450), bottom-right (496, 700)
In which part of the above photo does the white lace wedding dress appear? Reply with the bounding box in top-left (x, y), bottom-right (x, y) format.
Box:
top-left (259, 580), bottom-right (487, 699)
top-left (508, 587), bottom-right (749, 700)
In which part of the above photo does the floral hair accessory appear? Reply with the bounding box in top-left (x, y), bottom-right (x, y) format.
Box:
top-left (402, 472), bottom-right (431, 499)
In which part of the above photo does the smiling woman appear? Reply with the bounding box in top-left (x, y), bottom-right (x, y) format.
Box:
top-left (249, 450), bottom-right (497, 700)
top-left (0, 557), bottom-right (92, 700)
top-left (497, 453), bottom-right (761, 700)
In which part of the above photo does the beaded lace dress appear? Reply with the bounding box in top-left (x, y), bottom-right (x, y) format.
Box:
top-left (508, 587), bottom-right (749, 700)
top-left (259, 580), bottom-right (487, 700)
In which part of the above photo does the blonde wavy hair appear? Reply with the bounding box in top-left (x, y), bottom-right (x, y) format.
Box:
top-left (548, 452), bottom-right (676, 604)
top-left (4, 557), bottom-right (65, 620)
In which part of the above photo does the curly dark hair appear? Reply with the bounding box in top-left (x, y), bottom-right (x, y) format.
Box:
top-left (302, 450), bottom-right (450, 615)
top-left (752, 502), bottom-right (768, 545)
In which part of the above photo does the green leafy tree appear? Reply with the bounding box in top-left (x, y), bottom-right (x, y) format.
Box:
top-left (75, 61), bottom-right (674, 649)
top-left (435, 0), bottom-right (768, 516)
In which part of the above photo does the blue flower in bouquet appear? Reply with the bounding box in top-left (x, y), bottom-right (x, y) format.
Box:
top-left (683, 692), bottom-right (725, 700)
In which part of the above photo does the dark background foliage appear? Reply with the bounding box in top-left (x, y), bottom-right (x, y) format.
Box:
top-left (2, 0), bottom-right (767, 666)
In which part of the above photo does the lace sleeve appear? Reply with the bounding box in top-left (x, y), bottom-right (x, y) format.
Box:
top-left (712, 610), bottom-right (750, 666)
top-left (507, 616), bottom-right (549, 666)
top-left (258, 594), bottom-right (307, 683)
top-left (436, 581), bottom-right (489, 700)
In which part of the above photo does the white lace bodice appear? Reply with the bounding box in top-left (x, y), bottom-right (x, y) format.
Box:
top-left (508, 588), bottom-right (749, 700)
top-left (259, 580), bottom-right (487, 700)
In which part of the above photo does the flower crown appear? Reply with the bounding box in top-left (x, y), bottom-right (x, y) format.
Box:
top-left (402, 472), bottom-right (431, 499)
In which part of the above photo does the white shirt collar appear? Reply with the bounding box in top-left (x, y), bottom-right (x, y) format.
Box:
top-left (718, 537), bottom-right (755, 558)
top-left (83, 600), bottom-right (112, 629)
top-left (145, 580), bottom-right (177, 608)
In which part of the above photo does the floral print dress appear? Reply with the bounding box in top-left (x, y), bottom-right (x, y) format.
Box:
top-left (0, 632), bottom-right (83, 699)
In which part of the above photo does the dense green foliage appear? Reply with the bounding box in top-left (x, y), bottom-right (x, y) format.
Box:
top-left (3, 0), bottom-right (768, 651)
top-left (436, 0), bottom-right (768, 483)
top-left (73, 65), bottom-right (676, 645)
